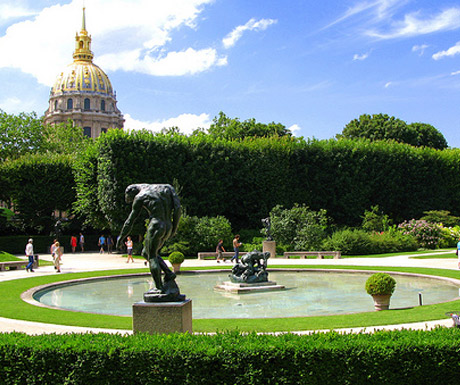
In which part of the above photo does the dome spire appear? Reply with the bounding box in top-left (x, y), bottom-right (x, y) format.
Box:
top-left (73, 7), bottom-right (93, 62)
top-left (82, 6), bottom-right (87, 32)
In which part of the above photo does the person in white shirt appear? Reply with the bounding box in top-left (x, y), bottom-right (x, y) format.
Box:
top-left (25, 239), bottom-right (34, 272)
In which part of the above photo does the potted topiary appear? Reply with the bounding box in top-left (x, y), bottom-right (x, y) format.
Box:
top-left (168, 251), bottom-right (185, 273)
top-left (365, 272), bottom-right (396, 311)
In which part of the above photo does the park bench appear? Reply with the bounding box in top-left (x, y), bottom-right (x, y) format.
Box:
top-left (198, 252), bottom-right (246, 260)
top-left (0, 260), bottom-right (28, 271)
top-left (283, 251), bottom-right (342, 259)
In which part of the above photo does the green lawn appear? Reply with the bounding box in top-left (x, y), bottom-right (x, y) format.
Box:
top-left (0, 251), bottom-right (23, 262)
top-left (3, 264), bottom-right (460, 333)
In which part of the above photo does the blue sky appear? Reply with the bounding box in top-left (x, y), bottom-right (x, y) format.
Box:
top-left (1, 0), bottom-right (460, 147)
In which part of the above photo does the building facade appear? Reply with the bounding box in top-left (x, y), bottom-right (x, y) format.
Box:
top-left (43, 8), bottom-right (124, 138)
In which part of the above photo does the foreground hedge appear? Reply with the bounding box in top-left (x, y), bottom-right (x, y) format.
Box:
top-left (1, 329), bottom-right (460, 384)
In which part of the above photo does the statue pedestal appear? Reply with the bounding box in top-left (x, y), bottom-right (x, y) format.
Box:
top-left (263, 240), bottom-right (277, 258)
top-left (132, 299), bottom-right (192, 334)
top-left (214, 281), bottom-right (285, 294)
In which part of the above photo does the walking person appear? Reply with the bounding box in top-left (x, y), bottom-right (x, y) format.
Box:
top-left (25, 238), bottom-right (34, 272)
top-left (125, 236), bottom-right (134, 263)
top-left (70, 235), bottom-right (77, 253)
top-left (107, 235), bottom-right (113, 253)
top-left (50, 239), bottom-right (57, 269)
top-left (98, 234), bottom-right (106, 254)
top-left (79, 232), bottom-right (85, 252)
top-left (231, 235), bottom-right (242, 263)
top-left (216, 239), bottom-right (226, 263)
top-left (457, 237), bottom-right (460, 269)
top-left (54, 241), bottom-right (62, 273)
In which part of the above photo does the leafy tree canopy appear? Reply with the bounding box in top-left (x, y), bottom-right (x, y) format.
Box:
top-left (338, 114), bottom-right (448, 150)
top-left (207, 111), bottom-right (292, 140)
top-left (0, 109), bottom-right (89, 161)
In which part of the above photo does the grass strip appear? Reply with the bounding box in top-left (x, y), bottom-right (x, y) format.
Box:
top-left (2, 265), bottom-right (460, 332)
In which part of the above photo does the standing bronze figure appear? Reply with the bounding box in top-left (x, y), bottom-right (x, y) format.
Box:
top-left (117, 184), bottom-right (185, 302)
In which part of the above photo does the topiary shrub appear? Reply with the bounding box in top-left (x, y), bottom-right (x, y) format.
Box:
top-left (168, 251), bottom-right (185, 265)
top-left (365, 273), bottom-right (396, 296)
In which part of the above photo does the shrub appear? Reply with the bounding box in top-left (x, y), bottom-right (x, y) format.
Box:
top-left (365, 273), bottom-right (396, 296)
top-left (270, 204), bottom-right (330, 251)
top-left (168, 251), bottom-right (185, 264)
top-left (163, 214), bottom-right (233, 256)
top-left (398, 219), bottom-right (443, 249)
top-left (322, 229), bottom-right (371, 255)
top-left (322, 228), bottom-right (418, 255)
top-left (361, 205), bottom-right (392, 232)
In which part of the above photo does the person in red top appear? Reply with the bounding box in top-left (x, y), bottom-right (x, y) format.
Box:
top-left (70, 235), bottom-right (77, 253)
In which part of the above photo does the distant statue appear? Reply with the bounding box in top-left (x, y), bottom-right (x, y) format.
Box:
top-left (230, 250), bottom-right (271, 284)
top-left (117, 184), bottom-right (185, 302)
top-left (261, 217), bottom-right (273, 241)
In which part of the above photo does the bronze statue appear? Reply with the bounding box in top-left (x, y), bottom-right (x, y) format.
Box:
top-left (117, 184), bottom-right (185, 302)
top-left (261, 217), bottom-right (273, 241)
top-left (230, 250), bottom-right (270, 284)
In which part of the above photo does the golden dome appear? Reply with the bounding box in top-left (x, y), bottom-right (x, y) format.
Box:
top-left (51, 61), bottom-right (114, 96)
top-left (50, 7), bottom-right (114, 97)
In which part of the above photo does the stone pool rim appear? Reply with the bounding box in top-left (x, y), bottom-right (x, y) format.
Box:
top-left (22, 268), bottom-right (460, 317)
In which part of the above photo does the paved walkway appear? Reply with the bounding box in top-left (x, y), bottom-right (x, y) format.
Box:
top-left (0, 250), bottom-right (457, 334)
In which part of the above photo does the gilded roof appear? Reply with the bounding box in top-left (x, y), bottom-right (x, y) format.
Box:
top-left (50, 8), bottom-right (114, 97)
top-left (51, 61), bottom-right (114, 96)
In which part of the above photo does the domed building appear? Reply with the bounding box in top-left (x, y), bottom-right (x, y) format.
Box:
top-left (44, 8), bottom-right (124, 138)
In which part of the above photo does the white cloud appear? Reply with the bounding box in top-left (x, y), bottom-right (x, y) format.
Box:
top-left (0, 4), bottom-right (37, 23)
top-left (353, 52), bottom-right (369, 61)
top-left (451, 70), bottom-right (460, 76)
top-left (323, 0), bottom-right (408, 30)
top-left (412, 44), bottom-right (428, 56)
top-left (433, 41), bottom-right (460, 60)
top-left (384, 82), bottom-right (392, 88)
top-left (287, 124), bottom-right (301, 135)
top-left (0, 0), bottom-right (220, 85)
top-left (222, 18), bottom-right (277, 49)
top-left (124, 113), bottom-right (212, 135)
top-left (99, 48), bottom-right (227, 76)
top-left (367, 8), bottom-right (460, 39)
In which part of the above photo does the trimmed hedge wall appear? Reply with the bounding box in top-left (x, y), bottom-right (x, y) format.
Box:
top-left (74, 130), bottom-right (460, 232)
top-left (1, 329), bottom-right (460, 384)
top-left (0, 153), bottom-right (75, 233)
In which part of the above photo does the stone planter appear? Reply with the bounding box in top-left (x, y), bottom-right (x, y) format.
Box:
top-left (372, 294), bottom-right (392, 311)
top-left (172, 263), bottom-right (182, 273)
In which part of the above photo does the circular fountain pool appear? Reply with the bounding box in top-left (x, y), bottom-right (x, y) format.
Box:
top-left (31, 271), bottom-right (460, 319)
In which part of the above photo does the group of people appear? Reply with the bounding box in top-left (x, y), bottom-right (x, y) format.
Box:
top-left (216, 235), bottom-right (243, 263)
top-left (98, 234), bottom-right (114, 254)
top-left (24, 238), bottom-right (63, 273)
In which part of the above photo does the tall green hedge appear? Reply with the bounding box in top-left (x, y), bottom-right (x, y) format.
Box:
top-left (73, 130), bottom-right (460, 232)
top-left (1, 329), bottom-right (460, 384)
top-left (0, 153), bottom-right (76, 233)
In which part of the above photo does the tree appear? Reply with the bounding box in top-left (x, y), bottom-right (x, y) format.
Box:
top-left (408, 122), bottom-right (448, 150)
top-left (0, 110), bottom-right (89, 161)
top-left (208, 112), bottom-right (292, 140)
top-left (269, 204), bottom-right (330, 251)
top-left (0, 110), bottom-right (44, 161)
top-left (338, 114), bottom-right (448, 150)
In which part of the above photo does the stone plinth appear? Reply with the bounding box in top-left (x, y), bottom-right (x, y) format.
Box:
top-left (214, 281), bottom-right (285, 294)
top-left (133, 299), bottom-right (192, 334)
top-left (263, 240), bottom-right (276, 258)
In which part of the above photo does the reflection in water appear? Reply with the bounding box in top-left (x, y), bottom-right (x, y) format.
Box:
top-left (34, 272), bottom-right (460, 319)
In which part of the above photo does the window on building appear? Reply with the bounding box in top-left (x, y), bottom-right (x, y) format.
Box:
top-left (101, 100), bottom-right (106, 111)
top-left (84, 98), bottom-right (90, 110)
top-left (67, 98), bottom-right (73, 110)
top-left (83, 127), bottom-right (92, 138)
top-left (54, 100), bottom-right (58, 111)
